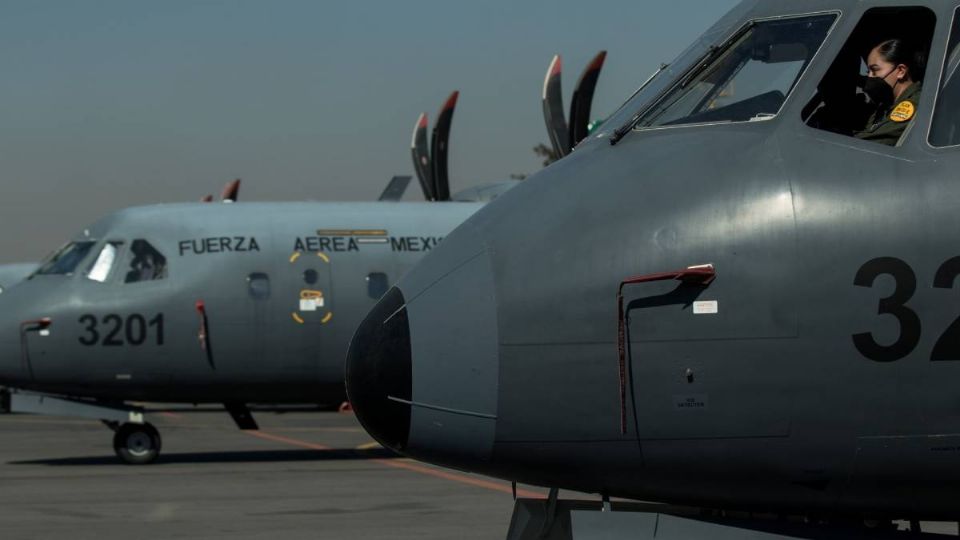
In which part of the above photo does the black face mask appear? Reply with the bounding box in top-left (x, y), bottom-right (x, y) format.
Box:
top-left (862, 69), bottom-right (896, 105)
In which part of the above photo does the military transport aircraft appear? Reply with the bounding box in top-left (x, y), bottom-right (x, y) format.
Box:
top-left (0, 77), bottom-right (596, 464)
top-left (347, 0), bottom-right (960, 537)
top-left (0, 91), bottom-right (484, 464)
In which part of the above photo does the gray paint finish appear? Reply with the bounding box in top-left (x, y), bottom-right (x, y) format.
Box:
top-left (0, 201), bottom-right (482, 404)
top-left (347, 0), bottom-right (960, 522)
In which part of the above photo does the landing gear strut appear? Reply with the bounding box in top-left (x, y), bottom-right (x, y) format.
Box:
top-left (112, 422), bottom-right (162, 465)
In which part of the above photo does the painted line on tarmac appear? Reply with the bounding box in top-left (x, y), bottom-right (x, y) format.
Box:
top-left (356, 441), bottom-right (380, 450)
top-left (246, 430), bottom-right (543, 499)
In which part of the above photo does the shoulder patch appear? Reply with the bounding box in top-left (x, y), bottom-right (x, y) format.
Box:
top-left (890, 101), bottom-right (916, 123)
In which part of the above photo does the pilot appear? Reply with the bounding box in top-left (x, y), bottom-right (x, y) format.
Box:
top-left (854, 39), bottom-right (925, 146)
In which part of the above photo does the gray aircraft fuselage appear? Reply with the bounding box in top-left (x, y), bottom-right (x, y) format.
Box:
top-left (0, 263), bottom-right (36, 294)
top-left (0, 201), bottom-right (481, 404)
top-left (347, 0), bottom-right (960, 521)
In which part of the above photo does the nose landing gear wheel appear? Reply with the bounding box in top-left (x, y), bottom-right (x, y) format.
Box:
top-left (113, 423), bottom-right (161, 464)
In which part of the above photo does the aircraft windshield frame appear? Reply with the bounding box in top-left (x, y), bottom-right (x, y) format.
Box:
top-left (594, 0), bottom-right (762, 140)
top-left (32, 241), bottom-right (97, 277)
top-left (632, 13), bottom-right (839, 131)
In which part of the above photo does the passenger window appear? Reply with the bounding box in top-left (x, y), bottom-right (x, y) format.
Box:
top-left (87, 241), bottom-right (123, 283)
top-left (930, 7), bottom-right (960, 147)
top-left (637, 14), bottom-right (836, 129)
top-left (366, 272), bottom-right (389, 299)
top-left (803, 7), bottom-right (936, 145)
top-left (124, 240), bottom-right (167, 283)
top-left (247, 273), bottom-right (270, 300)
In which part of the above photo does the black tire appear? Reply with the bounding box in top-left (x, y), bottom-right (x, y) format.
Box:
top-left (113, 423), bottom-right (162, 465)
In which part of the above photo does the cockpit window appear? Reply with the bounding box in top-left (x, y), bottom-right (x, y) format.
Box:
top-left (87, 241), bottom-right (123, 283)
top-left (804, 7), bottom-right (936, 146)
top-left (930, 7), bottom-right (960, 147)
top-left (124, 240), bottom-right (167, 283)
top-left (635, 15), bottom-right (836, 130)
top-left (33, 241), bottom-right (96, 276)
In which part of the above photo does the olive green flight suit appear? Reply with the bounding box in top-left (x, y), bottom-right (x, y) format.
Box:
top-left (854, 82), bottom-right (922, 146)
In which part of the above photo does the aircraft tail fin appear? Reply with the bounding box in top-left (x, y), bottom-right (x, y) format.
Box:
top-left (379, 176), bottom-right (412, 201)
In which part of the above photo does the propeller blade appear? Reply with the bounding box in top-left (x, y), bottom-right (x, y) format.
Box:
top-left (430, 91), bottom-right (458, 202)
top-left (410, 113), bottom-right (435, 201)
top-left (542, 54), bottom-right (568, 159)
top-left (569, 51), bottom-right (607, 150)
top-left (220, 179), bottom-right (241, 203)
top-left (378, 175), bottom-right (412, 201)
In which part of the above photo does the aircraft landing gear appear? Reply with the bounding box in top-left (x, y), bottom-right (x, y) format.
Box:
top-left (112, 422), bottom-right (162, 465)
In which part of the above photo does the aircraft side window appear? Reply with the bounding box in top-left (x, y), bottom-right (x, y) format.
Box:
top-left (247, 272), bottom-right (270, 300)
top-left (124, 240), bottom-right (167, 283)
top-left (929, 7), bottom-right (960, 147)
top-left (366, 272), bottom-right (389, 300)
top-left (86, 241), bottom-right (124, 283)
top-left (32, 241), bottom-right (97, 277)
top-left (636, 14), bottom-right (836, 129)
top-left (803, 7), bottom-right (936, 145)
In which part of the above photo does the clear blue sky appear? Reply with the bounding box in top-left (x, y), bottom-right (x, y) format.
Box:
top-left (0, 0), bottom-right (739, 262)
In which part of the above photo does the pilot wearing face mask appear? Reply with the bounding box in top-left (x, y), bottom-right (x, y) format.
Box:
top-left (855, 38), bottom-right (925, 146)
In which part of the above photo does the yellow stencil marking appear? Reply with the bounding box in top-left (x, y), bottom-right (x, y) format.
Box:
top-left (890, 101), bottom-right (915, 123)
top-left (291, 313), bottom-right (305, 324)
top-left (317, 252), bottom-right (330, 263)
top-left (321, 312), bottom-right (333, 324)
top-left (300, 290), bottom-right (324, 300)
top-left (289, 252), bottom-right (301, 263)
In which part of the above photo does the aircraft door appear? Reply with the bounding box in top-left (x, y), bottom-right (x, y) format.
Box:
top-left (272, 250), bottom-right (334, 376)
top-left (622, 177), bottom-right (798, 442)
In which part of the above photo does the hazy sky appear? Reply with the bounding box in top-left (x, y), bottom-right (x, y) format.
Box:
top-left (1, 0), bottom-right (739, 262)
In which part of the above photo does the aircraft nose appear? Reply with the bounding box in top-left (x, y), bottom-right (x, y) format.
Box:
top-left (345, 287), bottom-right (412, 451)
top-left (346, 224), bottom-right (499, 468)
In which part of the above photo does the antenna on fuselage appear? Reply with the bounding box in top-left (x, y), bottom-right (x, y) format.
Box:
top-left (410, 91), bottom-right (459, 202)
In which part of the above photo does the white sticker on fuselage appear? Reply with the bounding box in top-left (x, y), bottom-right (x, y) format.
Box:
top-left (300, 299), bottom-right (318, 312)
top-left (693, 300), bottom-right (718, 315)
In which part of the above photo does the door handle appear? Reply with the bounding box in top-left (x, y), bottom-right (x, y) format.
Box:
top-left (616, 264), bottom-right (715, 434)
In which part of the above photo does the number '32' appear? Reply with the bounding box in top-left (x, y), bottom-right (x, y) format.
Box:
top-left (853, 257), bottom-right (960, 362)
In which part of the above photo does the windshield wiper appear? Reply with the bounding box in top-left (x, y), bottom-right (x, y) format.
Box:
top-left (608, 63), bottom-right (673, 145)
top-left (609, 46), bottom-right (723, 146)
top-left (610, 22), bottom-right (755, 146)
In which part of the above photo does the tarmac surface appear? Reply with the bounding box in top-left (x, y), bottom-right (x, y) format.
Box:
top-left (3, 409), bottom-right (959, 539)
top-left (0, 408), bottom-right (548, 540)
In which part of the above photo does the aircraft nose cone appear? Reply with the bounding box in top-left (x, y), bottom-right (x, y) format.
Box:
top-left (345, 287), bottom-right (412, 452)
top-left (348, 223), bottom-right (500, 469)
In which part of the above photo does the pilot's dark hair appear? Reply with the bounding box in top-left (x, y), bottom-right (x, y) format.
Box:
top-left (875, 38), bottom-right (927, 81)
